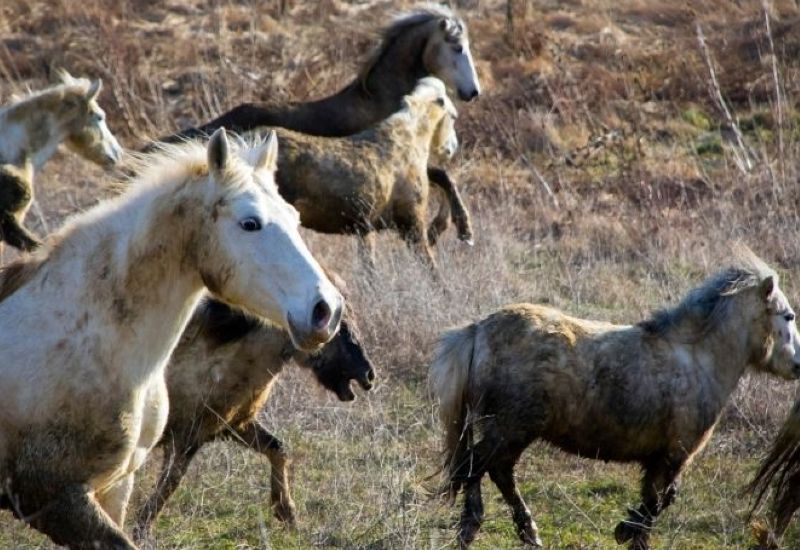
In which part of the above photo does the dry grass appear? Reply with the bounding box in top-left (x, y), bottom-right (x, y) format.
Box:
top-left (3, 0), bottom-right (800, 547)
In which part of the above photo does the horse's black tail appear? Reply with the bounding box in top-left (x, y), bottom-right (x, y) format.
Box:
top-left (746, 400), bottom-right (800, 515)
top-left (429, 321), bottom-right (477, 501)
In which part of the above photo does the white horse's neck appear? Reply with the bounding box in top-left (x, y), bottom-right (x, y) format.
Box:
top-left (0, 91), bottom-right (70, 169)
top-left (54, 177), bottom-right (213, 387)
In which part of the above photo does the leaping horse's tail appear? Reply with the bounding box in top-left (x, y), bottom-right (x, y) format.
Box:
top-left (429, 321), bottom-right (477, 501)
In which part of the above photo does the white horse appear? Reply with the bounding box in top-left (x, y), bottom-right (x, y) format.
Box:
top-left (0, 69), bottom-right (123, 250)
top-left (0, 128), bottom-right (342, 549)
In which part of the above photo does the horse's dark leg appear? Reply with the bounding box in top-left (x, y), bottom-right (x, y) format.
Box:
top-left (0, 171), bottom-right (39, 251)
top-left (427, 167), bottom-right (473, 245)
top-left (226, 420), bottom-right (296, 525)
top-left (459, 478), bottom-right (484, 549)
top-left (0, 215), bottom-right (39, 251)
top-left (488, 451), bottom-right (542, 547)
top-left (615, 458), bottom-right (682, 549)
top-left (455, 434), bottom-right (504, 548)
top-left (133, 440), bottom-right (199, 542)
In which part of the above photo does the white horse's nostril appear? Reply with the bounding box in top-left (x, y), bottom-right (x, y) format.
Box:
top-left (311, 299), bottom-right (332, 332)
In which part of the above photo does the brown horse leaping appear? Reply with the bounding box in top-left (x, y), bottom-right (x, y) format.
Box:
top-left (155, 5), bottom-right (479, 245)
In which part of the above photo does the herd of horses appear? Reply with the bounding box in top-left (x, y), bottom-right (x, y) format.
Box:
top-left (0, 4), bottom-right (800, 550)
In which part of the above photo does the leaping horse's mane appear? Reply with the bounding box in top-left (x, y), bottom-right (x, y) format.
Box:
top-left (357, 4), bottom-right (465, 90)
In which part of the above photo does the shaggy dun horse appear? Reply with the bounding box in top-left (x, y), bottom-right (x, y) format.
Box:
top-left (133, 298), bottom-right (376, 540)
top-left (430, 257), bottom-right (800, 549)
top-left (0, 129), bottom-right (342, 549)
top-left (160, 5), bottom-right (478, 246)
top-left (747, 399), bottom-right (800, 548)
top-left (0, 69), bottom-right (123, 250)
top-left (271, 77), bottom-right (461, 270)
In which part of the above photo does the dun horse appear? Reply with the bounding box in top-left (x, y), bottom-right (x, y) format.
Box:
top-left (429, 255), bottom-right (800, 549)
top-left (268, 77), bottom-right (463, 270)
top-left (133, 297), bottom-right (375, 540)
top-left (747, 399), bottom-right (800, 548)
top-left (0, 69), bottom-right (123, 250)
top-left (158, 5), bottom-right (478, 246)
top-left (0, 129), bottom-right (342, 549)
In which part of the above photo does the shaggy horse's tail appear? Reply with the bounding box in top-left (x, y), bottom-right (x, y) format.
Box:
top-left (429, 321), bottom-right (477, 501)
top-left (747, 400), bottom-right (800, 517)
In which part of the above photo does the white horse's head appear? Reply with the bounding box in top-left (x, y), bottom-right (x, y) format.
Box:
top-left (760, 276), bottom-right (800, 379)
top-left (56, 69), bottom-right (123, 168)
top-left (422, 11), bottom-right (481, 102)
top-left (200, 128), bottom-right (343, 351)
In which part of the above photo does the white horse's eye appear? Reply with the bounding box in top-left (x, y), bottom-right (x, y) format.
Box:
top-left (786, 312), bottom-right (796, 322)
top-left (453, 44), bottom-right (463, 54)
top-left (239, 217), bottom-right (262, 232)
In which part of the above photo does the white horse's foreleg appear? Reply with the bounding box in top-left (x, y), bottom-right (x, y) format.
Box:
top-left (97, 473), bottom-right (135, 528)
top-left (19, 482), bottom-right (135, 549)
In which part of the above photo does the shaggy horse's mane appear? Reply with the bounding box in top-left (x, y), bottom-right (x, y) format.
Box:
top-left (639, 249), bottom-right (776, 339)
top-left (357, 4), bottom-right (464, 89)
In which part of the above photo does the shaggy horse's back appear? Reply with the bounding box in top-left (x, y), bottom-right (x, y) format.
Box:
top-left (469, 304), bottom-right (675, 461)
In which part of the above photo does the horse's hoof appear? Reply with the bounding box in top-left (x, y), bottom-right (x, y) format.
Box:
top-left (272, 500), bottom-right (297, 526)
top-left (131, 522), bottom-right (153, 545)
top-left (614, 520), bottom-right (638, 544)
top-left (631, 534), bottom-right (651, 550)
top-left (458, 521), bottom-right (481, 548)
top-left (520, 530), bottom-right (543, 547)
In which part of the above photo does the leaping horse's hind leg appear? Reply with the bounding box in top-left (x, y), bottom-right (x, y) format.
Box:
top-left (615, 458), bottom-right (682, 550)
top-left (488, 453), bottom-right (542, 547)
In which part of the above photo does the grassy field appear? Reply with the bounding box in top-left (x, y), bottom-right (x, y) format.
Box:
top-left (2, 0), bottom-right (800, 547)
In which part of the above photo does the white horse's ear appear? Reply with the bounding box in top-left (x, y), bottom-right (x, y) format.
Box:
top-left (254, 130), bottom-right (278, 173)
top-left (86, 79), bottom-right (102, 101)
top-left (208, 128), bottom-right (229, 175)
top-left (761, 276), bottom-right (776, 301)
